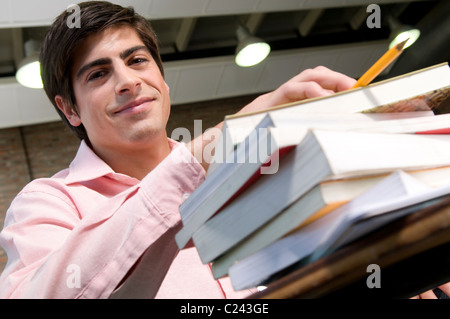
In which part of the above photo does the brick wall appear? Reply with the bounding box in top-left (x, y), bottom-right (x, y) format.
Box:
top-left (0, 127), bottom-right (34, 273)
top-left (0, 122), bottom-right (81, 275)
top-left (0, 94), bottom-right (258, 278)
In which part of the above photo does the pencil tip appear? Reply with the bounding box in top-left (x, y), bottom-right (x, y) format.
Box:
top-left (396, 38), bottom-right (409, 50)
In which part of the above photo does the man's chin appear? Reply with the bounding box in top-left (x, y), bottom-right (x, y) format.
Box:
top-left (126, 126), bottom-right (167, 144)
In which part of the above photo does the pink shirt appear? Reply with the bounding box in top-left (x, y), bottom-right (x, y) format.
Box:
top-left (0, 139), bottom-right (253, 299)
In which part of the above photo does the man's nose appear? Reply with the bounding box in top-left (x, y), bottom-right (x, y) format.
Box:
top-left (115, 64), bottom-right (142, 95)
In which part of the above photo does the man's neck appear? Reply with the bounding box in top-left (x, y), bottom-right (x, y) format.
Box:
top-left (90, 135), bottom-right (171, 180)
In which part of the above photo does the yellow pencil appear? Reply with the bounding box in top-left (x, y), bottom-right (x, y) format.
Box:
top-left (352, 38), bottom-right (408, 88)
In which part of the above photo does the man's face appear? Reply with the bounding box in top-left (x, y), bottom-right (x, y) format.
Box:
top-left (58, 26), bottom-right (171, 153)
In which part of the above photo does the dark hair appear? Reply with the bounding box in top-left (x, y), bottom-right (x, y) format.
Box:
top-left (40, 1), bottom-right (164, 140)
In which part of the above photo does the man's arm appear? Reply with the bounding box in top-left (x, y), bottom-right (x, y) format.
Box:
top-left (187, 66), bottom-right (357, 171)
top-left (0, 143), bottom-right (204, 298)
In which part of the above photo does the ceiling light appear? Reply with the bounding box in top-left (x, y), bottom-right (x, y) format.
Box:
top-left (388, 17), bottom-right (420, 50)
top-left (235, 25), bottom-right (271, 67)
top-left (389, 28), bottom-right (420, 49)
top-left (15, 39), bottom-right (43, 89)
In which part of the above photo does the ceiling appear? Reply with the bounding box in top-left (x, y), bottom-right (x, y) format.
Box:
top-left (0, 0), bottom-right (448, 129)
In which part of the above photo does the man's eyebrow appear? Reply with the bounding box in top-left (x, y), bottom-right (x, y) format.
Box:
top-left (76, 58), bottom-right (111, 80)
top-left (119, 45), bottom-right (149, 60)
top-left (75, 46), bottom-right (149, 80)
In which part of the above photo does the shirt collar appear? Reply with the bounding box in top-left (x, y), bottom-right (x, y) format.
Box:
top-left (64, 140), bottom-right (139, 186)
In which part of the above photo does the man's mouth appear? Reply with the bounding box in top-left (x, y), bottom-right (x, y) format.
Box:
top-left (114, 97), bottom-right (155, 115)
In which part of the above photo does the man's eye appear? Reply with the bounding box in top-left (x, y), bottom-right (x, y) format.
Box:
top-left (130, 57), bottom-right (148, 65)
top-left (88, 70), bottom-right (106, 81)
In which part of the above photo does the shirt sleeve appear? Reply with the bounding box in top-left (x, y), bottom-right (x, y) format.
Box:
top-left (0, 143), bottom-right (205, 298)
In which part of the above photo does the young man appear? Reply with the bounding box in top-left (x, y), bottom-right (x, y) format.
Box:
top-left (0, 1), bottom-right (395, 298)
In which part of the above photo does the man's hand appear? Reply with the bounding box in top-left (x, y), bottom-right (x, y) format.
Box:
top-left (236, 66), bottom-right (356, 115)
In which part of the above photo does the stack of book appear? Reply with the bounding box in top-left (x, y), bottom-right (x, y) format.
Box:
top-left (175, 62), bottom-right (450, 291)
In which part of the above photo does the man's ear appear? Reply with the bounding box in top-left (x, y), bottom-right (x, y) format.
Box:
top-left (55, 95), bottom-right (82, 127)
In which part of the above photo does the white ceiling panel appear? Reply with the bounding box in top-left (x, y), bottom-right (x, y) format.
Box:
top-left (0, 0), bottom-right (10, 24)
top-left (257, 0), bottom-right (303, 11)
top-left (300, 50), bottom-right (339, 72)
top-left (169, 61), bottom-right (224, 104)
top-left (8, 0), bottom-right (75, 25)
top-left (216, 61), bottom-right (265, 97)
top-left (256, 54), bottom-right (305, 93)
top-left (16, 86), bottom-right (57, 125)
top-left (148, 0), bottom-right (209, 19)
top-left (205, 0), bottom-right (260, 14)
top-left (302, 0), bottom-right (346, 9)
top-left (331, 44), bottom-right (386, 77)
top-left (112, 0), bottom-right (151, 14)
top-left (162, 68), bottom-right (179, 103)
